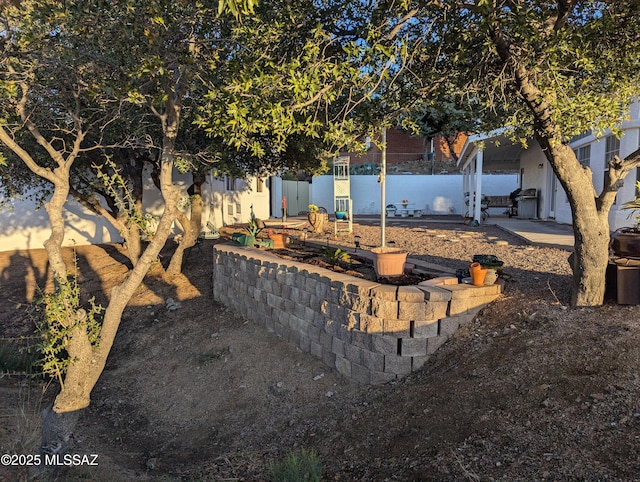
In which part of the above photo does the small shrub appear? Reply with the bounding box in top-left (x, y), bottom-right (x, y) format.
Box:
top-left (35, 257), bottom-right (104, 386)
top-left (322, 247), bottom-right (350, 264)
top-left (267, 448), bottom-right (322, 482)
top-left (246, 220), bottom-right (263, 237)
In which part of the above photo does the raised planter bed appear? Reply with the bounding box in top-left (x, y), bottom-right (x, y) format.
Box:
top-left (212, 243), bottom-right (502, 384)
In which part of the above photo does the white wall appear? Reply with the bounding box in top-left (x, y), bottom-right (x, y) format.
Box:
top-left (0, 169), bottom-right (270, 252)
top-left (308, 174), bottom-right (518, 216)
top-left (0, 193), bottom-right (122, 252)
top-left (203, 174), bottom-right (270, 227)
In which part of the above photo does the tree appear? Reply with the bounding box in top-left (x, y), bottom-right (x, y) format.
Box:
top-left (0, 3), bottom-right (412, 470)
top-left (0, 0), bottom-right (250, 465)
top-left (0, 0), bottom-right (191, 422)
top-left (400, 1), bottom-right (640, 306)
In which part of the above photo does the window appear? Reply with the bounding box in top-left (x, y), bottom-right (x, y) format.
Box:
top-left (574, 145), bottom-right (591, 168)
top-left (605, 135), bottom-right (620, 164)
top-left (256, 178), bottom-right (264, 193)
top-left (604, 135), bottom-right (621, 202)
top-left (236, 203), bottom-right (241, 214)
top-left (225, 176), bottom-right (236, 191)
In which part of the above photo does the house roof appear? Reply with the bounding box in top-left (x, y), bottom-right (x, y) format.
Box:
top-left (458, 129), bottom-right (524, 172)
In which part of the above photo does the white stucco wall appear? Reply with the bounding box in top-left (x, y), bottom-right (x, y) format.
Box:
top-left (0, 193), bottom-right (122, 252)
top-left (203, 174), bottom-right (271, 227)
top-left (307, 174), bottom-right (518, 216)
top-left (0, 169), bottom-right (271, 252)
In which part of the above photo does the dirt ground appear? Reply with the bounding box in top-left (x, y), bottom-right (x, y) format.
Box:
top-left (1, 220), bottom-right (640, 481)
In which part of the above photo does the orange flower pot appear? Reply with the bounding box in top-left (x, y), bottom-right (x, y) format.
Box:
top-left (470, 262), bottom-right (488, 286)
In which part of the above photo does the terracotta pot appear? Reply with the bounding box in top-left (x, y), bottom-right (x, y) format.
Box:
top-left (371, 247), bottom-right (408, 277)
top-left (611, 227), bottom-right (640, 259)
top-left (470, 262), bottom-right (488, 286)
top-left (307, 212), bottom-right (324, 233)
top-left (269, 233), bottom-right (288, 249)
top-left (469, 262), bottom-right (481, 273)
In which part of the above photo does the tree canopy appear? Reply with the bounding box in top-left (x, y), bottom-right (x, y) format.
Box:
top-left (400, 1), bottom-right (640, 141)
top-left (397, 0), bottom-right (640, 306)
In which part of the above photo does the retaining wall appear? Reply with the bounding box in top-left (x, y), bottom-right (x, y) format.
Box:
top-left (212, 244), bottom-right (502, 384)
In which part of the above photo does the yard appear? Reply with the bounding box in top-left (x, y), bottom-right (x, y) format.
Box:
top-left (1, 220), bottom-right (640, 480)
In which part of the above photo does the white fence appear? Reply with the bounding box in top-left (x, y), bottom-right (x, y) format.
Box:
top-left (308, 174), bottom-right (519, 216)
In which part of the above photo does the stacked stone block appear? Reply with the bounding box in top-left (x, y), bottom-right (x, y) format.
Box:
top-left (212, 244), bottom-right (502, 384)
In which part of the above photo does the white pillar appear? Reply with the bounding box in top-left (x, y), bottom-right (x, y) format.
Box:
top-left (474, 150), bottom-right (484, 223)
top-left (380, 127), bottom-right (387, 247)
top-left (462, 165), bottom-right (469, 214)
top-left (469, 157), bottom-right (476, 217)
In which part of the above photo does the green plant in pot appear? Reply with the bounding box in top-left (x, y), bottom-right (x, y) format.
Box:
top-left (611, 181), bottom-right (640, 258)
top-left (241, 219), bottom-right (263, 246)
top-left (307, 204), bottom-right (325, 233)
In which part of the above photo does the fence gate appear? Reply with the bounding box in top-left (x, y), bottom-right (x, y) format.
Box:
top-left (281, 180), bottom-right (310, 216)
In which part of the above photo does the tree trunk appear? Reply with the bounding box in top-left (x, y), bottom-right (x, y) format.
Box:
top-left (118, 219), bottom-right (142, 266)
top-left (538, 139), bottom-right (611, 306)
top-left (490, 25), bottom-right (618, 307)
top-left (52, 81), bottom-right (184, 413)
top-left (43, 168), bottom-right (72, 280)
top-left (166, 174), bottom-right (204, 275)
top-left (570, 214), bottom-right (611, 307)
top-left (52, 157), bottom-right (181, 413)
top-left (120, 150), bottom-right (147, 264)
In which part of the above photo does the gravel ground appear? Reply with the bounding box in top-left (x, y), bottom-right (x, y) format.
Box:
top-left (309, 220), bottom-right (574, 305)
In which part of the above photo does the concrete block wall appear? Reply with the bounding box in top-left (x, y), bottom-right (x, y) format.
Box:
top-left (212, 244), bottom-right (502, 384)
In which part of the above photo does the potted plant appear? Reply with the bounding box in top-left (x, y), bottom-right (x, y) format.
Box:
top-left (268, 228), bottom-right (289, 249)
top-left (307, 204), bottom-right (325, 233)
top-left (241, 219), bottom-right (263, 246)
top-left (370, 247), bottom-right (408, 277)
top-left (611, 181), bottom-right (640, 259)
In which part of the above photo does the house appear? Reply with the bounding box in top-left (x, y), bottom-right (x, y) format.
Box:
top-left (342, 128), bottom-right (467, 174)
top-left (458, 101), bottom-right (640, 230)
top-left (190, 172), bottom-right (271, 228)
